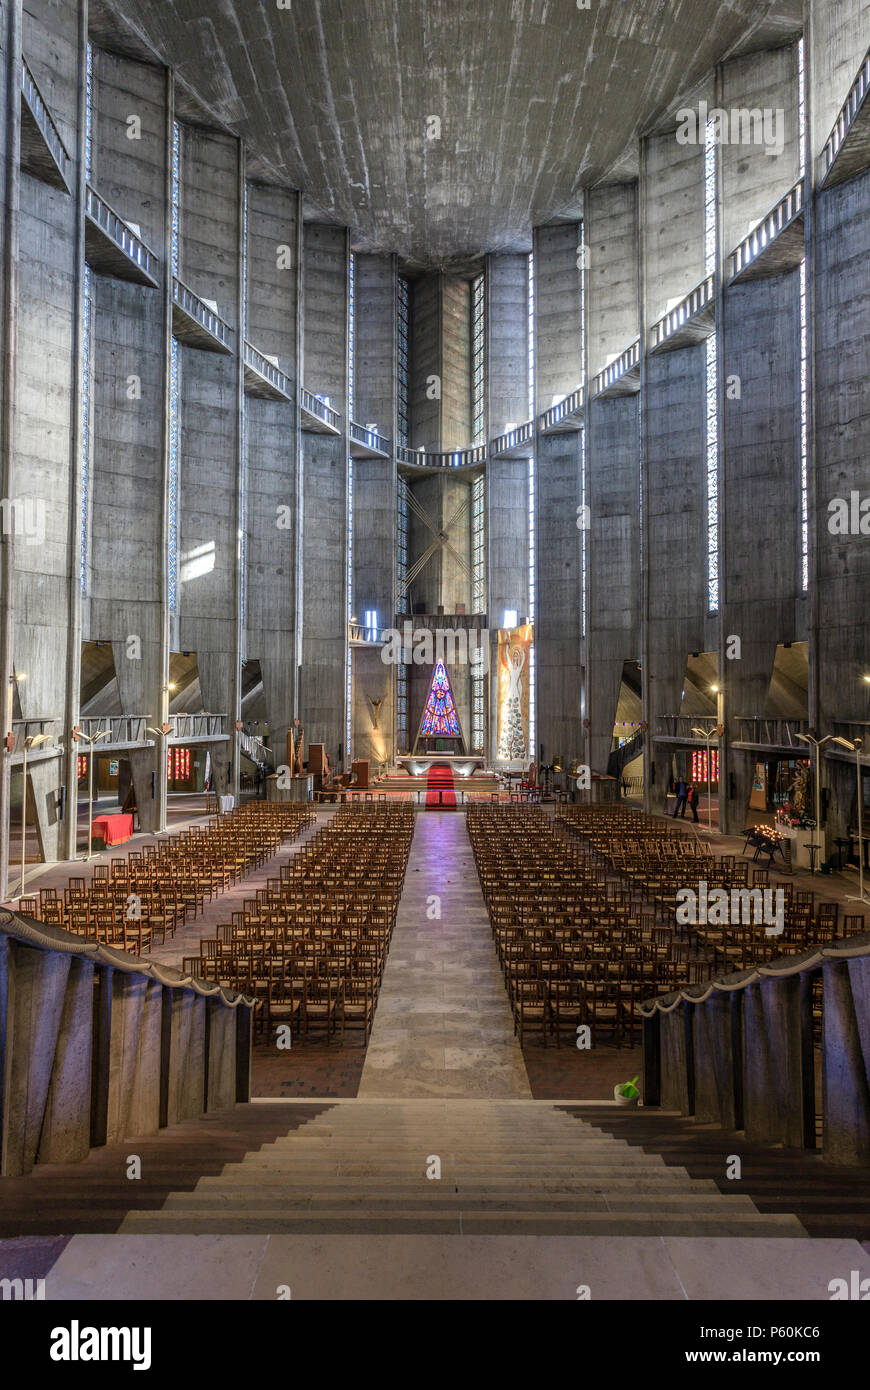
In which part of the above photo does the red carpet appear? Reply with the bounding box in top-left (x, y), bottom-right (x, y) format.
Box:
top-left (425, 763), bottom-right (456, 809)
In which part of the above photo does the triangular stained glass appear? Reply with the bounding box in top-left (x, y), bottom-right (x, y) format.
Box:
top-left (420, 661), bottom-right (461, 737)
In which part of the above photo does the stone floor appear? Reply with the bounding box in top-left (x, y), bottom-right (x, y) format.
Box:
top-left (359, 812), bottom-right (531, 1099)
top-left (4, 1233), bottom-right (869, 1300)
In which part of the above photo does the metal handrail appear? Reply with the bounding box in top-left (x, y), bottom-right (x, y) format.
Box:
top-left (169, 713), bottom-right (228, 740)
top-left (79, 715), bottom-right (149, 745)
top-left (650, 275), bottom-right (715, 348)
top-left (244, 340), bottom-right (290, 396)
top-left (726, 180), bottom-right (804, 281)
top-left (349, 420), bottom-right (390, 453)
top-left (591, 338), bottom-right (641, 396)
top-left (733, 716), bottom-right (809, 747)
top-left (396, 443), bottom-right (487, 469)
top-left (85, 184), bottom-right (158, 280)
top-left (538, 385), bottom-right (584, 431)
top-left (300, 387), bottom-right (341, 430)
top-left (822, 44), bottom-right (870, 176)
top-left (21, 58), bottom-right (71, 178)
top-left (490, 421), bottom-right (533, 455)
top-left (172, 276), bottom-right (232, 348)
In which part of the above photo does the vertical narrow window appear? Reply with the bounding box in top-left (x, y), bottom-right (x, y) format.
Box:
top-left (704, 121), bottom-right (720, 615)
top-left (579, 220), bottom-right (588, 639)
top-left (168, 124), bottom-right (182, 614)
top-left (798, 38), bottom-right (809, 592)
top-left (471, 473), bottom-right (486, 615)
top-left (397, 275), bottom-right (410, 446)
top-left (527, 252), bottom-right (536, 757)
top-left (346, 253), bottom-right (355, 761)
top-left (171, 121), bottom-right (181, 278)
top-left (84, 42), bottom-right (93, 182)
top-left (396, 477), bottom-right (409, 751)
top-left (239, 183), bottom-right (249, 654)
top-left (168, 338), bottom-right (180, 612)
top-left (471, 272), bottom-right (485, 444)
top-left (471, 473), bottom-right (486, 756)
top-left (80, 266), bottom-right (92, 594)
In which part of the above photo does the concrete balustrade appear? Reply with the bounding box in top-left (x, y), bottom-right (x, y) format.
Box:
top-left (0, 912), bottom-right (254, 1177)
top-left (642, 933), bottom-right (870, 1168)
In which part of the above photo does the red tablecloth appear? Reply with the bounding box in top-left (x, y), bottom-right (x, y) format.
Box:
top-left (91, 813), bottom-right (134, 846)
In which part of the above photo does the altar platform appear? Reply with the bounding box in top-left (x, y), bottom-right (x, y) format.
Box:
top-left (398, 755), bottom-right (485, 777)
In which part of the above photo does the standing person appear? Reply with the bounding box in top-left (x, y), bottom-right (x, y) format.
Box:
top-left (290, 716), bottom-right (305, 776)
top-left (688, 782), bottom-right (700, 823)
top-left (672, 775), bottom-right (688, 818)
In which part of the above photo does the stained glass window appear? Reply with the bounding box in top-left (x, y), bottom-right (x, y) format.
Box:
top-left (421, 661), bottom-right (461, 738)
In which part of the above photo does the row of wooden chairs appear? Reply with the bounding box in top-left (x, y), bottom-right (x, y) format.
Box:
top-left (187, 804), bottom-right (415, 1045)
top-left (21, 802), bottom-right (316, 952)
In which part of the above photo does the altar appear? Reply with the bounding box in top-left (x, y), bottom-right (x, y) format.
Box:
top-left (267, 774), bottom-right (313, 804)
top-left (398, 755), bottom-right (484, 777)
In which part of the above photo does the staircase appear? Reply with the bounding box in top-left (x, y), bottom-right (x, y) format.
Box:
top-left (606, 730), bottom-right (644, 781)
top-left (115, 1100), bottom-right (804, 1236)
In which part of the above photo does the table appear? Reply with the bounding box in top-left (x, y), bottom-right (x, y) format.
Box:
top-left (90, 813), bottom-right (134, 846)
top-left (219, 794), bottom-right (235, 814)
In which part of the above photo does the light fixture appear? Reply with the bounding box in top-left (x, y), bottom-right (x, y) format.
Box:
top-left (831, 734), bottom-right (868, 906)
top-left (710, 684), bottom-right (720, 694)
top-left (795, 732), bottom-right (833, 873)
top-left (17, 731), bottom-right (54, 899)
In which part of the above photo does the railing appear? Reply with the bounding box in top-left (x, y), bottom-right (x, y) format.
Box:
top-left (649, 275), bottom-right (715, 349)
top-left (822, 43), bottom-right (870, 180)
top-left (238, 730), bottom-right (272, 766)
top-left (300, 388), bottom-right (341, 432)
top-left (396, 443), bottom-right (487, 470)
top-left (656, 714), bottom-right (719, 741)
top-left (538, 386), bottom-right (584, 431)
top-left (349, 420), bottom-right (390, 454)
top-left (85, 184), bottom-right (157, 282)
top-left (591, 338), bottom-right (641, 397)
top-left (21, 58), bottom-right (71, 184)
top-left (0, 912), bottom-right (254, 1177)
top-left (733, 716), bottom-right (809, 748)
top-left (172, 276), bottom-right (232, 349)
top-left (490, 420), bottom-right (534, 455)
top-left (79, 715), bottom-right (149, 746)
top-left (243, 341), bottom-right (291, 398)
top-left (640, 930), bottom-right (870, 1167)
top-left (169, 713), bottom-right (228, 741)
top-left (726, 180), bottom-right (804, 282)
top-left (348, 621), bottom-right (386, 644)
top-left (9, 719), bottom-right (58, 755)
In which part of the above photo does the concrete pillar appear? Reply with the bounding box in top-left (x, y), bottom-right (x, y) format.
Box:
top-left (822, 958), bottom-right (870, 1166)
top-left (534, 223), bottom-right (583, 766)
top-left (245, 183), bottom-right (300, 766)
top-left (691, 990), bottom-right (742, 1129)
top-left (105, 969), bottom-right (163, 1143)
top-left (743, 976), bottom-right (812, 1149)
top-left (166, 987), bottom-right (207, 1126)
top-left (352, 253), bottom-right (397, 766)
top-left (486, 253), bottom-right (529, 761)
top-left (88, 48), bottom-right (170, 833)
top-left (586, 185), bottom-right (641, 776)
top-left (177, 127), bottom-right (243, 794)
top-left (301, 223), bottom-right (349, 762)
top-left (0, 0), bottom-right (23, 895)
top-left (659, 1003), bottom-right (693, 1114)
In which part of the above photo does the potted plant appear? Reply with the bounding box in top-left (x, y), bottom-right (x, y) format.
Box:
top-left (614, 1075), bottom-right (640, 1106)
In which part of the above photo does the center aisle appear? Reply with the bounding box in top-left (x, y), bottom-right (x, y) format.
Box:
top-left (359, 812), bottom-right (531, 1098)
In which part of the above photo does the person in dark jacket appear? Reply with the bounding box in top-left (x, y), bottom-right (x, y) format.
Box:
top-left (672, 776), bottom-right (688, 818)
top-left (687, 782), bottom-right (700, 823)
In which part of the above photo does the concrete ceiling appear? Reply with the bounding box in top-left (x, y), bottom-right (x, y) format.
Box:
top-left (97, 0), bottom-right (802, 269)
